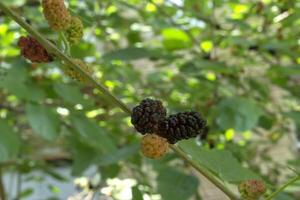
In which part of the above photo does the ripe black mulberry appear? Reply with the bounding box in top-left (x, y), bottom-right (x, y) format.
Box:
top-left (158, 111), bottom-right (206, 144)
top-left (131, 98), bottom-right (167, 135)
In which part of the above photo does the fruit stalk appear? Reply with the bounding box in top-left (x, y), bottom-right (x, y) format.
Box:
top-left (265, 175), bottom-right (300, 200)
top-left (171, 145), bottom-right (240, 200)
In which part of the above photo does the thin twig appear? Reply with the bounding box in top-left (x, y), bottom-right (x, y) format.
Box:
top-left (0, 2), bottom-right (240, 199)
top-left (0, 2), bottom-right (131, 114)
top-left (171, 145), bottom-right (239, 200)
top-left (265, 175), bottom-right (300, 200)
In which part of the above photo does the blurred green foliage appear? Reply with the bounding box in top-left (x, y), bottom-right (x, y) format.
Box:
top-left (0, 0), bottom-right (300, 199)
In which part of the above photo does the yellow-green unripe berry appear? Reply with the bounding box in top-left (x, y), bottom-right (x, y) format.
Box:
top-left (64, 59), bottom-right (92, 83)
top-left (42, 0), bottom-right (71, 30)
top-left (65, 16), bottom-right (84, 44)
top-left (141, 134), bottom-right (169, 159)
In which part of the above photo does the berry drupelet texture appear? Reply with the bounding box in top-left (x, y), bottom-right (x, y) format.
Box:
top-left (64, 59), bottom-right (92, 83)
top-left (18, 36), bottom-right (53, 63)
top-left (141, 134), bottom-right (169, 159)
top-left (238, 179), bottom-right (266, 200)
top-left (158, 111), bottom-right (206, 144)
top-left (42, 0), bottom-right (71, 30)
top-left (131, 98), bottom-right (167, 135)
top-left (65, 16), bottom-right (84, 44)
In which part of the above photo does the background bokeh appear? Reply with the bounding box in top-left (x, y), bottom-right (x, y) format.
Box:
top-left (0, 0), bottom-right (299, 199)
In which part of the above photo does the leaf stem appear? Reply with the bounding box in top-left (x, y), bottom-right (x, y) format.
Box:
top-left (265, 175), bottom-right (300, 200)
top-left (0, 2), bottom-right (239, 199)
top-left (59, 31), bottom-right (71, 56)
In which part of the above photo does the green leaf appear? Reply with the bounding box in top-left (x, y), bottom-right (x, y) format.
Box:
top-left (1, 81), bottom-right (45, 102)
top-left (285, 111), bottom-right (300, 124)
top-left (268, 65), bottom-right (300, 76)
top-left (43, 168), bottom-right (68, 182)
top-left (157, 166), bottom-right (199, 200)
top-left (132, 185), bottom-right (144, 200)
top-left (0, 64), bottom-right (45, 102)
top-left (284, 111), bottom-right (300, 133)
top-left (179, 140), bottom-right (259, 183)
top-left (103, 46), bottom-right (175, 61)
top-left (26, 103), bottom-right (61, 141)
top-left (180, 60), bottom-right (239, 75)
top-left (162, 28), bottom-right (192, 50)
top-left (103, 47), bottom-right (161, 61)
top-left (53, 83), bottom-right (93, 107)
top-left (0, 121), bottom-right (20, 162)
top-left (19, 188), bottom-right (34, 198)
top-left (274, 192), bottom-right (295, 200)
top-left (70, 115), bottom-right (117, 152)
top-left (70, 42), bottom-right (97, 58)
top-left (216, 97), bottom-right (263, 131)
top-left (2, 0), bottom-right (25, 6)
top-left (100, 164), bottom-right (121, 179)
top-left (261, 41), bottom-right (294, 53)
top-left (94, 143), bottom-right (139, 166)
top-left (69, 134), bottom-right (99, 176)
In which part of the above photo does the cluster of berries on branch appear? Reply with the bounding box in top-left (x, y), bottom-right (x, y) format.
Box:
top-left (131, 98), bottom-right (207, 159)
top-left (42, 0), bottom-right (83, 43)
top-left (18, 0), bottom-right (89, 83)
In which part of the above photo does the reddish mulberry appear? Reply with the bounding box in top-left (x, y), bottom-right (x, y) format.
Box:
top-left (18, 36), bottom-right (53, 63)
top-left (238, 179), bottom-right (266, 200)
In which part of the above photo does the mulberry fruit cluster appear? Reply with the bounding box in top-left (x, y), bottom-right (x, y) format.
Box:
top-left (65, 16), bottom-right (84, 44)
top-left (131, 98), bottom-right (207, 145)
top-left (64, 59), bottom-right (92, 83)
top-left (238, 179), bottom-right (266, 200)
top-left (131, 98), bottom-right (167, 134)
top-left (18, 36), bottom-right (53, 63)
top-left (158, 112), bottom-right (206, 144)
top-left (42, 0), bottom-right (71, 30)
top-left (141, 134), bottom-right (169, 159)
